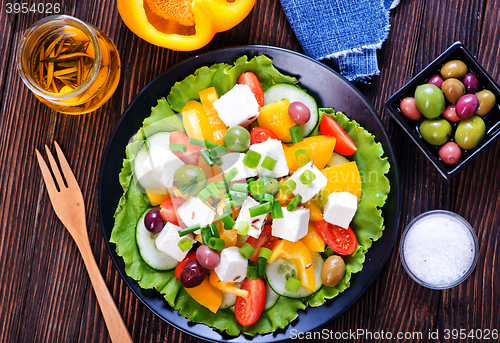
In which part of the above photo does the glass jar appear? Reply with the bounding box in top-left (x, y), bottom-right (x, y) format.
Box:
top-left (17, 15), bottom-right (121, 114)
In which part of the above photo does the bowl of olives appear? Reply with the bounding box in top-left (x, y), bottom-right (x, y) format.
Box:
top-left (385, 41), bottom-right (500, 180)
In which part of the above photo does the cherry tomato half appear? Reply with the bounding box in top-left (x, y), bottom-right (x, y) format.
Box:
top-left (234, 278), bottom-right (266, 326)
top-left (315, 220), bottom-right (357, 255)
top-left (319, 115), bottom-right (357, 156)
top-left (175, 251), bottom-right (197, 280)
top-left (238, 72), bottom-right (265, 107)
top-left (160, 198), bottom-right (185, 226)
top-left (246, 224), bottom-right (279, 262)
top-left (169, 131), bottom-right (204, 165)
top-left (250, 127), bottom-right (278, 145)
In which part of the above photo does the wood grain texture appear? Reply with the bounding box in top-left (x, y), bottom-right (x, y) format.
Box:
top-left (0, 0), bottom-right (499, 342)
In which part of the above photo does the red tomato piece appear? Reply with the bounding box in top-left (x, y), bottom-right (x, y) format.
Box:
top-left (169, 131), bottom-right (203, 165)
top-left (250, 127), bottom-right (278, 145)
top-left (319, 115), bottom-right (357, 156)
top-left (238, 72), bottom-right (265, 107)
top-left (160, 198), bottom-right (185, 226)
top-left (174, 251), bottom-right (197, 280)
top-left (246, 224), bottom-right (279, 262)
top-left (234, 278), bottom-right (266, 326)
top-left (315, 220), bottom-right (357, 255)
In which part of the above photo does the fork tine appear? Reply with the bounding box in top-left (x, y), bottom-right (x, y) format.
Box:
top-left (35, 149), bottom-right (59, 196)
top-left (45, 145), bottom-right (66, 190)
top-left (53, 141), bottom-right (79, 189)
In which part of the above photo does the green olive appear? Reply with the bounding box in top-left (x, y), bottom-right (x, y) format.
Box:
top-left (440, 60), bottom-right (468, 79)
top-left (257, 176), bottom-right (280, 197)
top-left (455, 115), bottom-right (486, 149)
top-left (321, 255), bottom-right (346, 287)
top-left (174, 165), bottom-right (207, 195)
top-left (441, 78), bottom-right (466, 103)
top-left (475, 90), bottom-right (496, 116)
top-left (420, 118), bottom-right (452, 146)
top-left (414, 84), bottom-right (445, 118)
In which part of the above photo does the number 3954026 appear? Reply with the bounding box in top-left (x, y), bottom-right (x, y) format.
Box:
top-left (6, 2), bottom-right (61, 14)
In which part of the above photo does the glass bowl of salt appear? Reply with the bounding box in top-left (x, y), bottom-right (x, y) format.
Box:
top-left (399, 210), bottom-right (479, 290)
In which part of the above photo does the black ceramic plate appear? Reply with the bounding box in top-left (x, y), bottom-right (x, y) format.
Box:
top-left (99, 45), bottom-right (401, 342)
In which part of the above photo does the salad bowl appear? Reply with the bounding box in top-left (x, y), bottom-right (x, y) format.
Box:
top-left (99, 45), bottom-right (401, 342)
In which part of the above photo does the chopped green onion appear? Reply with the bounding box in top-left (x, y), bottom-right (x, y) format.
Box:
top-left (287, 194), bottom-right (302, 212)
top-left (169, 142), bottom-right (187, 152)
top-left (215, 181), bottom-right (227, 190)
top-left (199, 149), bottom-right (214, 167)
top-left (249, 181), bottom-right (265, 197)
top-left (247, 264), bottom-right (258, 280)
top-left (213, 157), bottom-right (224, 166)
top-left (197, 188), bottom-right (212, 203)
top-left (281, 179), bottom-right (296, 195)
top-left (208, 237), bottom-right (225, 251)
top-left (294, 149), bottom-right (310, 166)
top-left (178, 237), bottom-right (193, 252)
top-left (178, 224), bottom-right (201, 237)
top-left (209, 145), bottom-right (228, 158)
top-left (239, 243), bottom-right (256, 260)
top-left (205, 140), bottom-right (218, 148)
top-left (243, 150), bottom-right (261, 169)
top-left (201, 226), bottom-right (212, 245)
top-left (223, 168), bottom-right (238, 184)
top-left (232, 183), bottom-right (249, 193)
top-left (237, 221), bottom-right (249, 235)
top-left (209, 223), bottom-right (220, 238)
top-left (220, 200), bottom-right (233, 215)
top-left (246, 177), bottom-right (256, 183)
top-left (261, 156), bottom-right (277, 171)
top-left (207, 182), bottom-right (222, 198)
top-left (299, 169), bottom-right (316, 185)
top-left (258, 247), bottom-right (273, 260)
top-left (219, 213), bottom-right (236, 230)
top-left (189, 138), bottom-right (206, 147)
top-left (229, 190), bottom-right (247, 202)
top-left (315, 190), bottom-right (329, 207)
top-left (249, 202), bottom-right (273, 217)
top-left (257, 257), bottom-right (267, 279)
top-left (289, 125), bottom-right (303, 144)
top-left (259, 193), bottom-right (274, 203)
top-left (271, 200), bottom-right (284, 219)
top-left (285, 277), bottom-right (301, 293)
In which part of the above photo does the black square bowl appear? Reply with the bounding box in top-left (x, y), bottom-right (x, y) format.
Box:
top-left (385, 41), bottom-right (500, 180)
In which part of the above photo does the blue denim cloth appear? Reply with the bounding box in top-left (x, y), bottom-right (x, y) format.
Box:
top-left (280, 0), bottom-right (399, 82)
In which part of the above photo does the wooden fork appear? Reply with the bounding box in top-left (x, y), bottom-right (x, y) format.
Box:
top-left (35, 142), bottom-right (133, 343)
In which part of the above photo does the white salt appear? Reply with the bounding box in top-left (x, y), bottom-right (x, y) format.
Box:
top-left (403, 214), bottom-right (476, 286)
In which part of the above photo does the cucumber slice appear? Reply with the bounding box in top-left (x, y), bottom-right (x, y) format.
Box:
top-left (326, 152), bottom-right (351, 167)
top-left (264, 281), bottom-right (280, 311)
top-left (264, 84), bottom-right (319, 139)
top-left (133, 132), bottom-right (171, 192)
top-left (136, 208), bottom-right (178, 271)
top-left (266, 252), bottom-right (323, 298)
top-left (219, 282), bottom-right (241, 310)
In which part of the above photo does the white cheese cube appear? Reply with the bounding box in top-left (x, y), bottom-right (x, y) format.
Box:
top-left (142, 145), bottom-right (184, 188)
top-left (289, 161), bottom-right (327, 202)
top-left (249, 139), bottom-right (289, 178)
top-left (155, 222), bottom-right (196, 262)
top-left (323, 192), bottom-right (358, 229)
top-left (214, 246), bottom-right (248, 282)
top-left (177, 197), bottom-right (216, 233)
top-left (271, 207), bottom-right (310, 242)
top-left (213, 84), bottom-right (260, 127)
top-left (219, 152), bottom-right (258, 181)
top-left (235, 196), bottom-right (267, 239)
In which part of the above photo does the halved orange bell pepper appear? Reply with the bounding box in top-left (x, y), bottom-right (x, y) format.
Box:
top-left (184, 275), bottom-right (223, 313)
top-left (209, 271), bottom-right (249, 298)
top-left (269, 240), bottom-right (315, 291)
top-left (117, 0), bottom-right (256, 51)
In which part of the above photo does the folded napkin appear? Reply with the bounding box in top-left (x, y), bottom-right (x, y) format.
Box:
top-left (280, 0), bottom-right (399, 82)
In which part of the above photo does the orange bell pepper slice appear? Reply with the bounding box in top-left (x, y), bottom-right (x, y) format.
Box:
top-left (184, 275), bottom-right (223, 313)
top-left (209, 271), bottom-right (249, 299)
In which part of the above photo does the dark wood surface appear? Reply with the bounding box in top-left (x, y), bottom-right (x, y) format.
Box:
top-left (1, 0), bottom-right (499, 342)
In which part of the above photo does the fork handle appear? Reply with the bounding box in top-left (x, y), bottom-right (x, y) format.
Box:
top-left (77, 238), bottom-right (133, 343)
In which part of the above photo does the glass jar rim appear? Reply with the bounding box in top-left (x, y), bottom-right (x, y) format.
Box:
top-left (16, 15), bottom-right (102, 101)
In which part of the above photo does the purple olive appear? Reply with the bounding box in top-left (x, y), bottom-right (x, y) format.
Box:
top-left (439, 142), bottom-right (462, 165)
top-left (462, 73), bottom-right (481, 94)
top-left (144, 210), bottom-right (164, 234)
top-left (456, 94), bottom-right (479, 119)
top-left (180, 260), bottom-right (207, 288)
top-left (426, 74), bottom-right (444, 88)
top-left (288, 101), bottom-right (311, 125)
top-left (196, 245), bottom-right (220, 269)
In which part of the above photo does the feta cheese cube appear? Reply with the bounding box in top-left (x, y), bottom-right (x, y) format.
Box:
top-left (219, 152), bottom-right (258, 181)
top-left (272, 207), bottom-right (310, 242)
top-left (289, 161), bottom-right (327, 202)
top-left (155, 222), bottom-right (196, 262)
top-left (213, 84), bottom-right (260, 127)
top-left (323, 192), bottom-right (358, 229)
top-left (249, 139), bottom-right (289, 178)
top-left (214, 246), bottom-right (248, 282)
top-left (142, 145), bottom-right (184, 188)
top-left (177, 197), bottom-right (216, 233)
top-left (235, 196), bottom-right (267, 238)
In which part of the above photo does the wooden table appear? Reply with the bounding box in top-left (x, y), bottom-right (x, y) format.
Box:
top-left (1, 1), bottom-right (499, 342)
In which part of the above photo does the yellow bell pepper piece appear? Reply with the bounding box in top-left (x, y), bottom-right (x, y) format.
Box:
top-left (302, 200), bottom-right (323, 222)
top-left (321, 161), bottom-right (362, 201)
top-left (209, 271), bottom-right (249, 298)
top-left (269, 240), bottom-right (315, 291)
top-left (184, 276), bottom-right (223, 313)
top-left (283, 136), bottom-right (337, 172)
top-left (300, 223), bottom-right (325, 252)
top-left (117, 0), bottom-right (256, 51)
top-left (257, 100), bottom-right (295, 142)
top-left (215, 220), bottom-right (238, 247)
top-left (199, 87), bottom-right (226, 144)
top-left (145, 188), bottom-right (170, 206)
